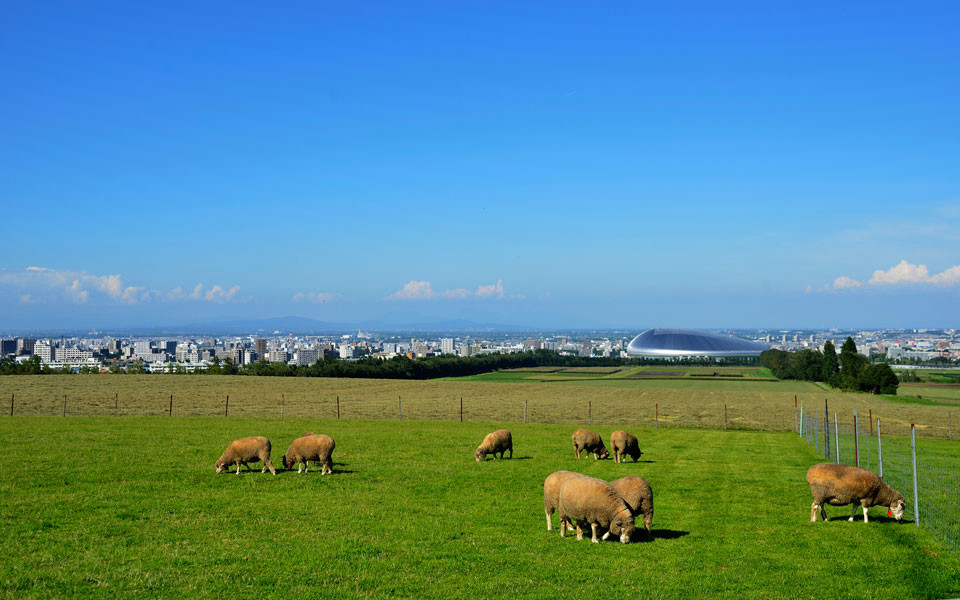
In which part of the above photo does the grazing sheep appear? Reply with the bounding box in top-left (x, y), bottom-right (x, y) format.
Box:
top-left (610, 476), bottom-right (654, 540)
top-left (543, 471), bottom-right (585, 531)
top-left (215, 436), bottom-right (276, 475)
top-left (557, 475), bottom-right (636, 543)
top-left (282, 434), bottom-right (336, 474)
top-left (806, 463), bottom-right (906, 523)
top-left (475, 429), bottom-right (513, 461)
top-left (610, 430), bottom-right (643, 463)
top-left (572, 429), bottom-right (609, 460)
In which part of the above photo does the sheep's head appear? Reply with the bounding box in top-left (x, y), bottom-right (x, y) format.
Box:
top-left (609, 518), bottom-right (635, 544)
top-left (215, 460), bottom-right (225, 474)
top-left (474, 447), bottom-right (485, 462)
top-left (597, 447), bottom-right (610, 460)
top-left (890, 497), bottom-right (905, 521)
top-left (282, 455), bottom-right (293, 470)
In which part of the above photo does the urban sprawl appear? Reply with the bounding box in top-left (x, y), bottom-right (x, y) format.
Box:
top-left (2, 328), bottom-right (959, 372)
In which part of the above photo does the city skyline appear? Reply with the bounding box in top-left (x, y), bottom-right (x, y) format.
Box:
top-left (2, 2), bottom-right (959, 329)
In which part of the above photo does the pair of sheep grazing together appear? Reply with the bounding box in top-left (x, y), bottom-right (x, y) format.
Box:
top-left (544, 471), bottom-right (653, 544)
top-left (214, 433), bottom-right (336, 475)
top-left (806, 463), bottom-right (905, 523)
top-left (572, 429), bottom-right (643, 463)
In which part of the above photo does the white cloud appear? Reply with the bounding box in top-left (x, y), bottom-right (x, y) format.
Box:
top-left (292, 291), bottom-right (340, 303)
top-left (833, 276), bottom-right (862, 289)
top-left (387, 279), bottom-right (519, 300)
top-left (821, 260), bottom-right (960, 292)
top-left (121, 286), bottom-right (145, 304)
top-left (390, 280), bottom-right (438, 299)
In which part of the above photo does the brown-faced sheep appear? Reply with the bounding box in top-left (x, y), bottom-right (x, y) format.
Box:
top-left (806, 463), bottom-right (906, 523)
top-left (610, 430), bottom-right (643, 463)
top-left (282, 434), bottom-right (336, 474)
top-left (475, 429), bottom-right (513, 461)
top-left (215, 436), bottom-right (276, 475)
top-left (610, 476), bottom-right (654, 540)
top-left (557, 475), bottom-right (636, 543)
top-left (543, 471), bottom-right (585, 531)
top-left (572, 429), bottom-right (609, 460)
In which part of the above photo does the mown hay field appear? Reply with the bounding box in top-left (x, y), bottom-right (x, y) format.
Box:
top-left (1, 418), bottom-right (958, 599)
top-left (1, 374), bottom-right (958, 439)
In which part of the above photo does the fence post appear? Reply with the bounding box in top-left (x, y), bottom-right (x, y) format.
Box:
top-left (588, 401), bottom-right (592, 426)
top-left (834, 412), bottom-right (840, 465)
top-left (9, 394), bottom-right (13, 417)
top-left (524, 399), bottom-right (527, 425)
top-left (655, 403), bottom-right (659, 429)
top-left (799, 404), bottom-right (803, 437)
top-left (724, 404), bottom-right (727, 432)
top-left (225, 395), bottom-right (229, 417)
top-left (398, 395), bottom-right (402, 420)
top-left (869, 409), bottom-right (873, 435)
top-left (337, 395), bottom-right (340, 420)
top-left (910, 424), bottom-right (919, 528)
top-left (115, 392), bottom-right (118, 417)
top-left (824, 399), bottom-right (830, 461)
top-left (854, 409), bottom-right (860, 468)
top-left (62, 395), bottom-right (66, 417)
top-left (814, 414), bottom-right (819, 453)
top-left (877, 419), bottom-right (883, 479)
top-left (281, 394), bottom-right (284, 419)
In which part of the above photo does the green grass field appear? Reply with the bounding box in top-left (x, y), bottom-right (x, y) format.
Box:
top-left (1, 418), bottom-right (958, 599)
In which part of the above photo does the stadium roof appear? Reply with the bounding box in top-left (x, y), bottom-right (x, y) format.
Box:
top-left (626, 328), bottom-right (769, 357)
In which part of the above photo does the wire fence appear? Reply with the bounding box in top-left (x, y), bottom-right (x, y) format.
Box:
top-left (799, 401), bottom-right (960, 555)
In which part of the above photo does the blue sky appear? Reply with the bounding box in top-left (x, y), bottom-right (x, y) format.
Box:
top-left (2, 1), bottom-right (958, 330)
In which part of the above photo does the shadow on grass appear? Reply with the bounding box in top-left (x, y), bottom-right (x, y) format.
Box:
top-left (480, 456), bottom-right (534, 461)
top-left (650, 529), bottom-right (690, 541)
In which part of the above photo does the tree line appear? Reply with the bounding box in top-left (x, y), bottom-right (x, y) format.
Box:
top-left (1, 350), bottom-right (758, 379)
top-left (760, 337), bottom-right (899, 394)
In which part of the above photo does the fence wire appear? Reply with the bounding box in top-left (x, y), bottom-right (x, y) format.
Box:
top-left (799, 408), bottom-right (959, 556)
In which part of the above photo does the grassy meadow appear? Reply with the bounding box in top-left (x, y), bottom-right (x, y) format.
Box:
top-left (1, 418), bottom-right (958, 599)
top-left (1, 374), bottom-right (957, 438)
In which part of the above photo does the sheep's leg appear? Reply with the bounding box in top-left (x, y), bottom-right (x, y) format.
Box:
top-left (849, 504), bottom-right (858, 522)
top-left (810, 502), bottom-right (819, 522)
top-left (236, 462), bottom-right (242, 475)
top-left (820, 505), bottom-right (828, 521)
top-left (576, 523), bottom-right (583, 541)
top-left (591, 523), bottom-right (600, 544)
top-left (545, 509), bottom-right (552, 531)
top-left (559, 518), bottom-right (568, 538)
top-left (862, 500), bottom-right (869, 523)
top-left (298, 462), bottom-right (304, 474)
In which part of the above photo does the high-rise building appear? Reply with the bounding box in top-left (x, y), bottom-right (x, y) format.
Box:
top-left (268, 350), bottom-right (289, 363)
top-left (580, 340), bottom-right (592, 358)
top-left (0, 339), bottom-right (16, 355)
top-left (297, 349), bottom-right (320, 366)
top-left (255, 338), bottom-right (267, 358)
top-left (440, 338), bottom-right (454, 354)
top-left (34, 341), bottom-right (53, 362)
top-left (134, 340), bottom-right (153, 356)
top-left (17, 338), bottom-right (36, 355)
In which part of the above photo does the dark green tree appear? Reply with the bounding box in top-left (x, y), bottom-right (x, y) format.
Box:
top-left (860, 364), bottom-right (899, 394)
top-left (839, 337), bottom-right (865, 390)
top-left (822, 340), bottom-right (840, 387)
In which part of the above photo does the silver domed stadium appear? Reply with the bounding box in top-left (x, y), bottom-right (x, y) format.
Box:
top-left (626, 328), bottom-right (769, 358)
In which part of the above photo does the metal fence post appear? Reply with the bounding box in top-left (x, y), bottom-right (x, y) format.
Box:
top-left (398, 395), bottom-right (402, 420)
top-left (169, 394), bottom-right (173, 417)
top-left (910, 424), bottom-right (919, 528)
top-left (869, 409), bottom-right (873, 435)
top-left (63, 395), bottom-right (66, 417)
top-left (854, 409), bottom-right (860, 468)
top-left (225, 395), bottom-right (229, 417)
top-left (824, 399), bottom-right (830, 461)
top-left (9, 394), bottom-right (13, 417)
top-left (799, 403), bottom-right (803, 437)
top-left (834, 412), bottom-right (840, 465)
top-left (877, 419), bottom-right (883, 479)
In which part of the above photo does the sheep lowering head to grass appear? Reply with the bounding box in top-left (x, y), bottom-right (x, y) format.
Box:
top-left (610, 430), bottom-right (643, 463)
top-left (475, 429), bottom-right (513, 461)
top-left (609, 476), bottom-right (654, 540)
top-left (215, 436), bottom-right (276, 475)
top-left (557, 475), bottom-right (635, 543)
top-left (806, 463), bottom-right (905, 523)
top-left (572, 429), bottom-right (609, 460)
top-left (282, 434), bottom-right (336, 474)
top-left (543, 470), bottom-right (585, 531)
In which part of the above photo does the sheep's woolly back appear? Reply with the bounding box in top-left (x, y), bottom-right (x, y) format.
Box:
top-left (544, 470), bottom-right (585, 512)
top-left (610, 476), bottom-right (654, 517)
top-left (558, 475), bottom-right (632, 528)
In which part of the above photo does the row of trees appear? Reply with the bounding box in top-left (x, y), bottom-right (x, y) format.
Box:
top-left (760, 337), bottom-right (899, 394)
top-left (2, 350), bottom-right (760, 379)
